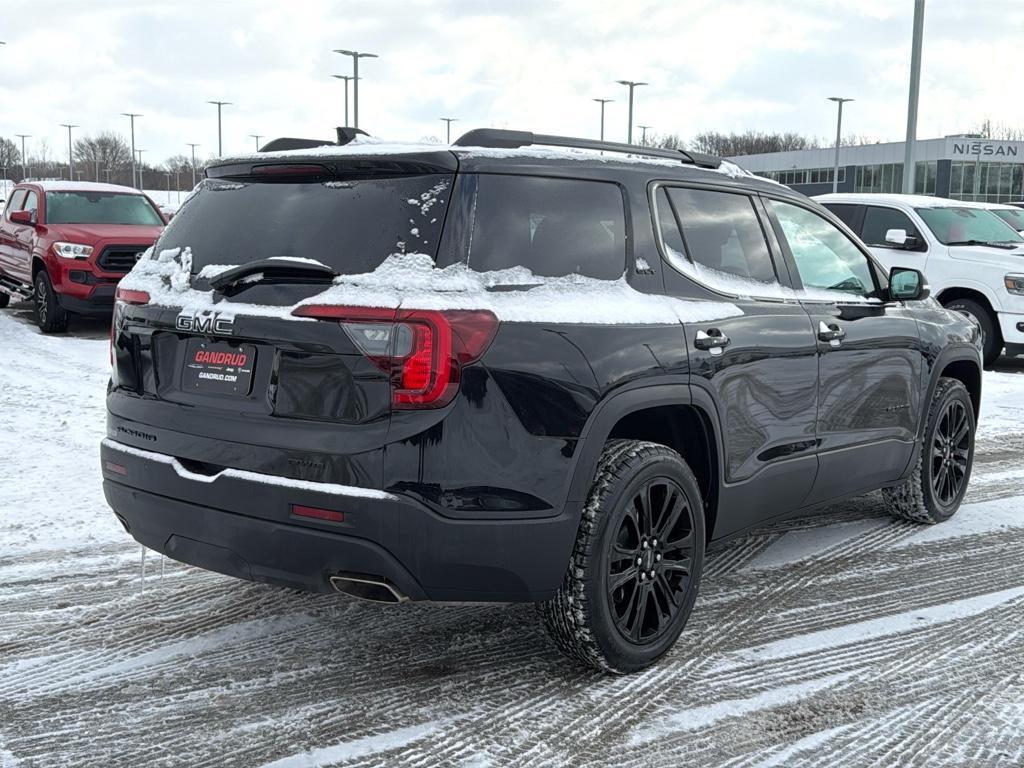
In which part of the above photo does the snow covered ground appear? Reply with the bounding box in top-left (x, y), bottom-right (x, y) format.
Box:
top-left (1, 304), bottom-right (1023, 767)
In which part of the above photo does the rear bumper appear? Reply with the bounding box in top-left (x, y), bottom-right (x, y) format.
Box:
top-left (100, 439), bottom-right (580, 602)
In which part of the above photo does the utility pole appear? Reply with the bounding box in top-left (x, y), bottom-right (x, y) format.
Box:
top-left (15, 134), bottom-right (30, 180)
top-left (440, 118), bottom-right (458, 144)
top-left (334, 49), bottom-right (378, 129)
top-left (122, 113), bottom-right (141, 189)
top-left (592, 99), bottom-right (613, 141)
top-left (331, 74), bottom-right (357, 126)
top-left (60, 123), bottom-right (78, 180)
top-left (136, 149), bottom-right (146, 188)
top-left (250, 134), bottom-right (263, 151)
top-left (186, 143), bottom-right (200, 189)
top-left (827, 97), bottom-right (854, 193)
top-left (207, 101), bottom-right (231, 156)
top-left (95, 159), bottom-right (100, 182)
top-left (902, 0), bottom-right (926, 194)
top-left (103, 168), bottom-right (112, 182)
top-left (615, 80), bottom-right (647, 144)
top-left (638, 125), bottom-right (652, 145)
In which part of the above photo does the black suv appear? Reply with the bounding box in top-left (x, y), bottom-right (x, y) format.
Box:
top-left (101, 129), bottom-right (982, 673)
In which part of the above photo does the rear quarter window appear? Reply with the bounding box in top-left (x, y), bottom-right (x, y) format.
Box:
top-left (464, 175), bottom-right (626, 279)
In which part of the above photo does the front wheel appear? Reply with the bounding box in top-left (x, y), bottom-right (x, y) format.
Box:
top-left (0, 292), bottom-right (9, 309)
top-left (882, 377), bottom-right (975, 524)
top-left (33, 270), bottom-right (69, 333)
top-left (945, 298), bottom-right (1000, 367)
top-left (539, 440), bottom-right (705, 674)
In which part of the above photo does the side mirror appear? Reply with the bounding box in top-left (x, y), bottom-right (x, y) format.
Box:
top-left (9, 209), bottom-right (34, 225)
top-left (885, 228), bottom-right (918, 249)
top-left (889, 267), bottom-right (929, 301)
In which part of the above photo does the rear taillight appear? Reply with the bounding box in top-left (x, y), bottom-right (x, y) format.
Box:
top-left (115, 287), bottom-right (151, 305)
top-left (292, 305), bottom-right (498, 409)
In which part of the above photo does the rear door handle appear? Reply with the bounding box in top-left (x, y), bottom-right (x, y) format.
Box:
top-left (817, 321), bottom-right (846, 345)
top-left (694, 328), bottom-right (730, 355)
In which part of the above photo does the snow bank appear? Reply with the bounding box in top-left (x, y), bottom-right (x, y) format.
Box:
top-left (119, 250), bottom-right (743, 325)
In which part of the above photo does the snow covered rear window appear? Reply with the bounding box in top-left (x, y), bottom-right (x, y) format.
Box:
top-left (45, 192), bottom-right (164, 226)
top-left (156, 174), bottom-right (453, 276)
top-left (463, 175), bottom-right (626, 280)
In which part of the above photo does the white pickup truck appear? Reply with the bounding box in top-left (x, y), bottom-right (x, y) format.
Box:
top-left (816, 193), bottom-right (1024, 365)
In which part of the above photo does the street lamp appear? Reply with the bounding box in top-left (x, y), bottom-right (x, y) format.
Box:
top-left (615, 80), bottom-right (647, 144)
top-left (592, 98), bottom-right (613, 141)
top-left (440, 117), bottom-right (458, 144)
top-left (638, 125), bottom-right (652, 145)
top-left (103, 168), bottom-right (112, 182)
top-left (331, 74), bottom-right (358, 126)
top-left (122, 112), bottom-right (142, 189)
top-left (250, 134), bottom-right (263, 151)
top-left (334, 49), bottom-right (378, 128)
top-left (135, 149), bottom-right (146, 188)
top-left (207, 101), bottom-right (232, 156)
top-left (903, 0), bottom-right (926, 193)
top-left (15, 134), bottom-right (30, 180)
top-left (60, 123), bottom-right (78, 180)
top-left (827, 97), bottom-right (854, 193)
top-left (186, 143), bottom-right (200, 189)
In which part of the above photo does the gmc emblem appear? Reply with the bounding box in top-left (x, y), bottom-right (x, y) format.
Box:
top-left (176, 313), bottom-right (235, 335)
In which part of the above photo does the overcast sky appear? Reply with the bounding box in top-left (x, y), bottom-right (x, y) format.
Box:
top-left (2, 0), bottom-right (1023, 166)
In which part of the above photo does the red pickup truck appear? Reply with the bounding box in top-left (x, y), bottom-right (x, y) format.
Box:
top-left (0, 181), bottom-right (165, 332)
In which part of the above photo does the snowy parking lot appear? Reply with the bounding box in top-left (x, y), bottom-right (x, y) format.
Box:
top-left (1, 305), bottom-right (1023, 768)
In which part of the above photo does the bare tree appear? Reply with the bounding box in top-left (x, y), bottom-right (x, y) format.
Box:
top-left (975, 119), bottom-right (1024, 142)
top-left (73, 131), bottom-right (133, 172)
top-left (0, 137), bottom-right (20, 170)
top-left (688, 130), bottom-right (820, 156)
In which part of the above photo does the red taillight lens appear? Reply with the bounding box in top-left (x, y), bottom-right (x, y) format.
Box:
top-left (292, 305), bottom-right (498, 409)
top-left (292, 504), bottom-right (345, 523)
top-left (115, 287), bottom-right (150, 305)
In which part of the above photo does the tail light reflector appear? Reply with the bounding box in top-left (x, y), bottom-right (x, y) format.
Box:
top-left (115, 287), bottom-right (150, 305)
top-left (292, 305), bottom-right (498, 409)
top-left (292, 504), bottom-right (345, 523)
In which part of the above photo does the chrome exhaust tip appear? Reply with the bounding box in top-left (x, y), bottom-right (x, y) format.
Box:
top-left (329, 574), bottom-right (408, 604)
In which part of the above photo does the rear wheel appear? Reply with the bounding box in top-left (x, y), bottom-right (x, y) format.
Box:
top-left (882, 377), bottom-right (975, 524)
top-left (539, 440), bottom-right (705, 673)
top-left (945, 297), bottom-right (1000, 367)
top-left (33, 270), bottom-right (69, 333)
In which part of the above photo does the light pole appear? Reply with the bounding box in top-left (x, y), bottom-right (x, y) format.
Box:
top-left (207, 101), bottom-right (231, 156)
top-left (136, 149), bottom-right (146, 188)
top-left (15, 134), bottom-right (30, 180)
top-left (186, 143), bottom-right (200, 189)
top-left (592, 98), bottom-right (613, 141)
top-left (440, 118), bottom-right (458, 144)
top-left (334, 49), bottom-right (378, 129)
top-left (60, 123), bottom-right (78, 180)
top-left (616, 80), bottom-right (647, 144)
top-left (103, 168), bottom-right (112, 182)
top-left (902, 0), bottom-right (925, 194)
top-left (122, 112), bottom-right (141, 189)
top-left (331, 74), bottom-right (357, 126)
top-left (827, 97), bottom-right (854, 193)
top-left (638, 125), bottom-right (652, 145)
top-left (250, 134), bottom-right (263, 151)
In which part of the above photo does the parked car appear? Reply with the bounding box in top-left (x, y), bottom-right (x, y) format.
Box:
top-left (102, 130), bottom-right (982, 673)
top-left (984, 202), bottom-right (1024, 235)
top-left (816, 193), bottom-right (1024, 365)
top-left (0, 181), bottom-right (165, 332)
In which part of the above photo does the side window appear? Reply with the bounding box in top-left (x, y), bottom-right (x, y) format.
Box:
top-left (467, 175), bottom-right (625, 279)
top-left (5, 189), bottom-right (27, 220)
top-left (22, 191), bottom-right (39, 217)
top-left (861, 206), bottom-right (924, 250)
top-left (768, 199), bottom-right (877, 298)
top-left (663, 187), bottom-right (778, 284)
top-left (821, 203), bottom-right (860, 230)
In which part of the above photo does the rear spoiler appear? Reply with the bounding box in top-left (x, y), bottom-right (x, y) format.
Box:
top-left (258, 127), bottom-right (370, 153)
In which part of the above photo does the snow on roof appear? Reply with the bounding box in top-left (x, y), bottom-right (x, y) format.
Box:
top-left (813, 192), bottom-right (992, 209)
top-left (29, 180), bottom-right (144, 195)
top-left (219, 135), bottom-right (762, 181)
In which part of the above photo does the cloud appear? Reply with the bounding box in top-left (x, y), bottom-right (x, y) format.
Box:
top-left (1, 0), bottom-right (1022, 168)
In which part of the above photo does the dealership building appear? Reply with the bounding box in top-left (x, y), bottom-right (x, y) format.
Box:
top-left (731, 136), bottom-right (1024, 203)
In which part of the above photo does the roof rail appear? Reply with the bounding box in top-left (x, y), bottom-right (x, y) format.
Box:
top-left (452, 128), bottom-right (722, 169)
top-left (257, 127), bottom-right (370, 153)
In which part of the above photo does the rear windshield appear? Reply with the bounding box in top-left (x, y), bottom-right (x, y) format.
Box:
top-left (46, 191), bottom-right (164, 226)
top-left (159, 175), bottom-right (453, 275)
top-left (915, 206), bottom-right (1023, 245)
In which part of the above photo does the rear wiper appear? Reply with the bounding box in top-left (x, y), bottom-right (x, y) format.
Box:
top-left (946, 239), bottom-right (1018, 249)
top-left (208, 258), bottom-right (339, 293)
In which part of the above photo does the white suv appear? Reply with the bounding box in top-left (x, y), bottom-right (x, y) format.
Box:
top-left (815, 193), bottom-right (1024, 365)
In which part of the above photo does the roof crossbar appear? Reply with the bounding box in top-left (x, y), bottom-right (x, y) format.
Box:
top-left (452, 128), bottom-right (722, 169)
